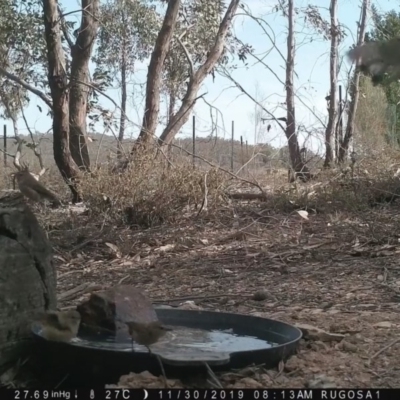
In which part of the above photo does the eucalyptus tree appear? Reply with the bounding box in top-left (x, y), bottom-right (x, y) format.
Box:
top-left (94, 0), bottom-right (161, 151)
top-left (161, 0), bottom-right (227, 123)
top-left (158, 0), bottom-right (240, 146)
top-left (134, 0), bottom-right (240, 150)
top-left (341, 0), bottom-right (369, 161)
top-left (0, 0), bottom-right (100, 202)
top-left (0, 0), bottom-right (46, 136)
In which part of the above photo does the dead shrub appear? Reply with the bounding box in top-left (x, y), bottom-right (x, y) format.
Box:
top-left (78, 148), bottom-right (226, 226)
top-left (263, 148), bottom-right (400, 213)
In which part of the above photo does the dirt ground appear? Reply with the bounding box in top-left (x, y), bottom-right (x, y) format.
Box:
top-left (44, 199), bottom-right (400, 389)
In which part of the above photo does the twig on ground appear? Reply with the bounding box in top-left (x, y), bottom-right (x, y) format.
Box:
top-left (370, 338), bottom-right (400, 361)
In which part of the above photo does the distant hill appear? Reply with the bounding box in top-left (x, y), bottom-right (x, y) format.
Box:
top-left (0, 131), bottom-right (323, 173)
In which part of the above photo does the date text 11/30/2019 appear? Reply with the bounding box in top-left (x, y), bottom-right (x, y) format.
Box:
top-left (6, 389), bottom-right (389, 400)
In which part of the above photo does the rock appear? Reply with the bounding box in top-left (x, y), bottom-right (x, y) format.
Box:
top-left (0, 192), bottom-right (57, 371)
top-left (284, 355), bottom-right (305, 372)
top-left (252, 290), bottom-right (269, 301)
top-left (309, 341), bottom-right (330, 352)
top-left (274, 375), bottom-right (290, 385)
top-left (108, 371), bottom-right (182, 388)
top-left (306, 374), bottom-right (336, 388)
top-left (77, 285), bottom-right (158, 335)
top-left (237, 377), bottom-right (264, 388)
top-left (339, 341), bottom-right (358, 353)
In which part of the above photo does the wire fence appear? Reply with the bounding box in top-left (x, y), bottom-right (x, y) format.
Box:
top-left (0, 117), bottom-right (292, 178)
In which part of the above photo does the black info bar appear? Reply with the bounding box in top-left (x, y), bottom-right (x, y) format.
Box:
top-left (0, 389), bottom-right (395, 400)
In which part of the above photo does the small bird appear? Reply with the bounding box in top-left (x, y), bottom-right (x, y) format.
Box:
top-left (38, 310), bottom-right (81, 342)
top-left (125, 320), bottom-right (172, 387)
top-left (126, 321), bottom-right (171, 348)
top-left (347, 38), bottom-right (400, 84)
top-left (13, 169), bottom-right (61, 207)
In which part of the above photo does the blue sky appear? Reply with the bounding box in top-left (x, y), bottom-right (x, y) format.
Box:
top-left (9, 0), bottom-right (399, 154)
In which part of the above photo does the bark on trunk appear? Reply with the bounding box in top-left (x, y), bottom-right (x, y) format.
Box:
top-left (42, 0), bottom-right (81, 202)
top-left (69, 0), bottom-right (100, 170)
top-left (168, 91), bottom-right (176, 124)
top-left (285, 0), bottom-right (308, 178)
top-left (324, 0), bottom-right (339, 168)
top-left (117, 44), bottom-right (127, 157)
top-left (158, 0), bottom-right (240, 146)
top-left (0, 191), bottom-right (57, 371)
top-left (133, 0), bottom-right (181, 151)
top-left (339, 0), bottom-right (369, 162)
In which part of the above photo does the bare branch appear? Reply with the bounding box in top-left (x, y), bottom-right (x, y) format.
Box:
top-left (13, 136), bottom-right (24, 171)
top-left (340, 0), bottom-right (370, 161)
top-left (220, 68), bottom-right (286, 132)
top-left (177, 36), bottom-right (194, 80)
top-left (0, 67), bottom-right (53, 110)
top-left (159, 0), bottom-right (241, 145)
top-left (324, 0), bottom-right (339, 167)
top-left (0, 148), bottom-right (16, 158)
top-left (58, 5), bottom-right (74, 49)
top-left (233, 35), bottom-right (326, 127)
top-left (238, 4), bottom-right (286, 63)
top-left (166, 139), bottom-right (265, 194)
top-left (18, 95), bottom-right (47, 176)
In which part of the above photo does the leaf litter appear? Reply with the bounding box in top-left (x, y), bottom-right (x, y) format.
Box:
top-left (41, 202), bottom-right (400, 388)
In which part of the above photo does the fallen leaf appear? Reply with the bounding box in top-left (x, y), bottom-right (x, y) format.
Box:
top-left (296, 210), bottom-right (309, 220)
top-left (105, 242), bottom-right (119, 253)
top-left (373, 321), bottom-right (393, 328)
top-left (156, 244), bottom-right (175, 252)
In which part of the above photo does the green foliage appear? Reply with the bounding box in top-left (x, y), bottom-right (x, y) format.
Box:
top-left (93, 0), bottom-right (160, 86)
top-left (303, 4), bottom-right (347, 42)
top-left (367, 6), bottom-right (400, 145)
top-left (91, 0), bottom-right (161, 130)
top-left (0, 0), bottom-right (46, 120)
top-left (95, 0), bottom-right (160, 69)
top-left (162, 0), bottom-right (236, 110)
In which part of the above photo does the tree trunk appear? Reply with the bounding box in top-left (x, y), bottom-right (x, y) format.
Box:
top-left (0, 191), bottom-right (57, 371)
top-left (117, 43), bottom-right (127, 158)
top-left (133, 0), bottom-right (181, 151)
top-left (69, 0), bottom-right (100, 171)
top-left (42, 0), bottom-right (81, 202)
top-left (339, 0), bottom-right (369, 163)
top-left (168, 91), bottom-right (176, 124)
top-left (285, 0), bottom-right (308, 178)
top-left (158, 0), bottom-right (240, 146)
top-left (324, 0), bottom-right (339, 168)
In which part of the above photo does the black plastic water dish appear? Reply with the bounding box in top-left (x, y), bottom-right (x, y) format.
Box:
top-left (31, 308), bottom-right (302, 387)
top-left (154, 308), bottom-right (302, 367)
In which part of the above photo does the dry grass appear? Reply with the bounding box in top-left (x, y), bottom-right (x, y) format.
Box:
top-left (250, 147), bottom-right (400, 216)
top-left (77, 146), bottom-right (227, 227)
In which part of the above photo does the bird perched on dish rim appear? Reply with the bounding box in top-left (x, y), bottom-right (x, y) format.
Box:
top-left (36, 310), bottom-right (81, 342)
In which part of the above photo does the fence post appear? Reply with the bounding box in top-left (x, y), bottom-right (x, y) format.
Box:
top-left (231, 121), bottom-right (234, 171)
top-left (3, 125), bottom-right (6, 168)
top-left (337, 85), bottom-right (343, 161)
top-left (192, 115), bottom-right (195, 168)
top-left (240, 135), bottom-right (244, 168)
